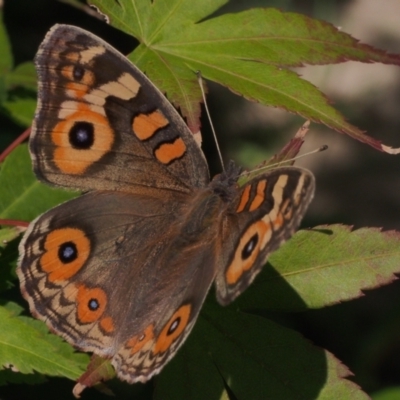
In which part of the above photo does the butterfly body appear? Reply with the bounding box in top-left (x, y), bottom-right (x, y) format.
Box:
top-left (17, 24), bottom-right (315, 383)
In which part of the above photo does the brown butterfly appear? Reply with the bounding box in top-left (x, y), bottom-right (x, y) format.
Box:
top-left (17, 24), bottom-right (315, 384)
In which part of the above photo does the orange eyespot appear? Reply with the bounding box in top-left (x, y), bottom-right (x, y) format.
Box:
top-left (40, 228), bottom-right (90, 282)
top-left (153, 304), bottom-right (191, 354)
top-left (76, 284), bottom-right (107, 324)
top-left (51, 103), bottom-right (114, 175)
top-left (225, 220), bottom-right (271, 285)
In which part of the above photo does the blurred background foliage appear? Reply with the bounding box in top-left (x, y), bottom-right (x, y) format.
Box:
top-left (1, 0), bottom-right (400, 399)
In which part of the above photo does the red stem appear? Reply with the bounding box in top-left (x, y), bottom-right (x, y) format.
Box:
top-left (0, 127), bottom-right (31, 163)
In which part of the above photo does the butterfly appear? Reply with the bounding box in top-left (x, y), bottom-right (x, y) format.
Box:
top-left (17, 24), bottom-right (315, 385)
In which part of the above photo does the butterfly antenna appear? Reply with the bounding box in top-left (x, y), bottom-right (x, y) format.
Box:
top-left (239, 145), bottom-right (328, 177)
top-left (197, 71), bottom-right (225, 172)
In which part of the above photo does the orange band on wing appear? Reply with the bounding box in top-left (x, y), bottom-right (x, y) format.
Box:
top-left (153, 304), bottom-right (191, 354)
top-left (133, 111), bottom-right (169, 140)
top-left (40, 228), bottom-right (90, 282)
top-left (64, 52), bottom-right (80, 63)
top-left (237, 185), bottom-right (251, 212)
top-left (249, 180), bottom-right (267, 211)
top-left (66, 81), bottom-right (89, 98)
top-left (154, 137), bottom-right (186, 164)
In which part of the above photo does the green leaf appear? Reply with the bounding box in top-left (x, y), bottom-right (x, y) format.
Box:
top-left (371, 387), bottom-right (400, 400)
top-left (0, 145), bottom-right (78, 222)
top-left (0, 64), bottom-right (36, 126)
top-left (168, 8), bottom-right (400, 66)
top-left (2, 97), bottom-right (36, 127)
top-left (0, 16), bottom-right (36, 126)
top-left (0, 9), bottom-right (12, 104)
top-left (0, 368), bottom-right (46, 386)
top-left (92, 0), bottom-right (225, 40)
top-left (236, 225), bottom-right (400, 310)
top-left (90, 0), bottom-right (400, 152)
top-left (0, 9), bottom-right (12, 76)
top-left (0, 302), bottom-right (89, 381)
top-left (5, 62), bottom-right (37, 92)
top-left (0, 227), bottom-right (20, 292)
top-left (155, 300), bottom-right (368, 399)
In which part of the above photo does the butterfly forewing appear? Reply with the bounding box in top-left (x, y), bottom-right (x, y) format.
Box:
top-left (32, 24), bottom-right (209, 194)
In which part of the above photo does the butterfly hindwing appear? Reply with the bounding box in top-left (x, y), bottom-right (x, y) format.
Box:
top-left (18, 189), bottom-right (219, 383)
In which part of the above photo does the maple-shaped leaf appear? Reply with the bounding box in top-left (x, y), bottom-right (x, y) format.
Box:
top-left (0, 302), bottom-right (89, 382)
top-left (90, 0), bottom-right (400, 152)
top-left (154, 300), bottom-right (369, 400)
top-left (236, 225), bottom-right (400, 310)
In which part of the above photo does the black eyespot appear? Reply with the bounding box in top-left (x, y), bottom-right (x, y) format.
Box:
top-left (242, 233), bottom-right (258, 260)
top-left (58, 241), bottom-right (78, 263)
top-left (167, 317), bottom-right (181, 335)
top-left (69, 122), bottom-right (94, 149)
top-left (88, 298), bottom-right (99, 311)
top-left (73, 66), bottom-right (85, 80)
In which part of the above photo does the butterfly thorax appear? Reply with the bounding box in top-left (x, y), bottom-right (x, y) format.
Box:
top-left (209, 161), bottom-right (242, 203)
top-left (175, 162), bottom-right (241, 238)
